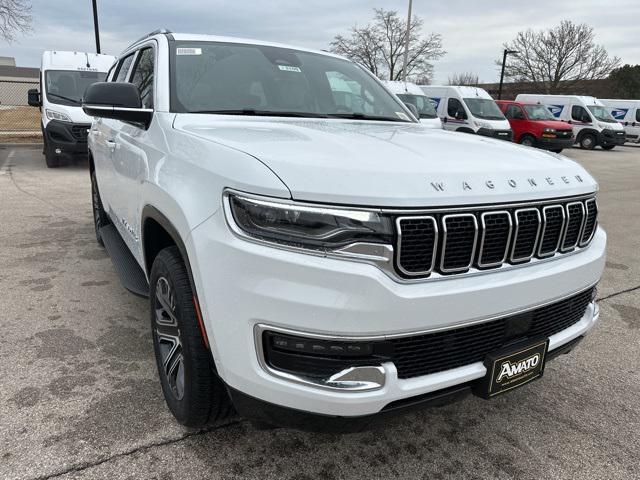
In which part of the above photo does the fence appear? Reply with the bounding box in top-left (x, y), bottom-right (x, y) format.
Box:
top-left (0, 79), bottom-right (42, 140)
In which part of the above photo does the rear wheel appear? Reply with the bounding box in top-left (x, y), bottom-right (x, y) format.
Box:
top-left (579, 133), bottom-right (596, 150)
top-left (150, 246), bottom-right (232, 427)
top-left (602, 145), bottom-right (616, 151)
top-left (519, 135), bottom-right (536, 147)
top-left (90, 170), bottom-right (109, 247)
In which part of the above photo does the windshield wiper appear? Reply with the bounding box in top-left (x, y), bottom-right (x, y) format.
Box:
top-left (326, 112), bottom-right (408, 122)
top-left (47, 93), bottom-right (80, 105)
top-left (190, 109), bottom-right (328, 118)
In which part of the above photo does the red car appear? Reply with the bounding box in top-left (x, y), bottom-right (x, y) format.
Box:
top-left (496, 100), bottom-right (574, 153)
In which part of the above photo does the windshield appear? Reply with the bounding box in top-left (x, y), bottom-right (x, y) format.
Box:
top-left (45, 70), bottom-right (107, 106)
top-left (171, 42), bottom-right (411, 122)
top-left (587, 105), bottom-right (617, 123)
top-left (523, 104), bottom-right (556, 121)
top-left (463, 98), bottom-right (505, 120)
top-left (396, 94), bottom-right (437, 118)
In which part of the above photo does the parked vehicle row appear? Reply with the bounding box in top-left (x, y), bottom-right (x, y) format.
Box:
top-left (599, 99), bottom-right (640, 144)
top-left (81, 30), bottom-right (605, 431)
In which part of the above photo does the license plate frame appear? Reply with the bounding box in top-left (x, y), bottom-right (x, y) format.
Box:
top-left (475, 338), bottom-right (549, 399)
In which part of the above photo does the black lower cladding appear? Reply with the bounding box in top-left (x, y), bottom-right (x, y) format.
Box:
top-left (235, 335), bottom-right (584, 432)
top-left (477, 128), bottom-right (513, 141)
top-left (44, 120), bottom-right (91, 157)
top-left (263, 287), bottom-right (594, 381)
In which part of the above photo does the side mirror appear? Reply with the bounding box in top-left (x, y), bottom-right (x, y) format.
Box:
top-left (27, 89), bottom-right (40, 107)
top-left (403, 102), bottom-right (419, 119)
top-left (82, 82), bottom-right (152, 128)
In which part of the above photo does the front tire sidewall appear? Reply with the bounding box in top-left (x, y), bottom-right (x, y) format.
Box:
top-left (519, 135), bottom-right (536, 147)
top-left (580, 134), bottom-right (596, 150)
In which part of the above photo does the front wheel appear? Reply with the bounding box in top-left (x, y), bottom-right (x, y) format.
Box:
top-left (150, 246), bottom-right (232, 427)
top-left (602, 145), bottom-right (616, 151)
top-left (519, 135), bottom-right (536, 147)
top-left (579, 134), bottom-right (597, 150)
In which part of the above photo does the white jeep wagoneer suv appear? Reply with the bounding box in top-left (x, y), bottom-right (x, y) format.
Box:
top-left (84, 30), bottom-right (605, 431)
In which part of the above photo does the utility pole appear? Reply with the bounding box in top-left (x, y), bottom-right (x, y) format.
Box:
top-left (401, 0), bottom-right (413, 81)
top-left (92, 0), bottom-right (101, 54)
top-left (498, 49), bottom-right (518, 99)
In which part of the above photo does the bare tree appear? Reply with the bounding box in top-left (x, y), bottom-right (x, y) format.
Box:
top-left (330, 8), bottom-right (445, 83)
top-left (447, 72), bottom-right (479, 86)
top-left (500, 20), bottom-right (620, 93)
top-left (0, 0), bottom-right (31, 42)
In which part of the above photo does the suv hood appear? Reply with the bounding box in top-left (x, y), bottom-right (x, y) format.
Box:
top-left (174, 115), bottom-right (597, 207)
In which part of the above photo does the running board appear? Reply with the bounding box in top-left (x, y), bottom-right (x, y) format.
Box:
top-left (99, 224), bottom-right (150, 298)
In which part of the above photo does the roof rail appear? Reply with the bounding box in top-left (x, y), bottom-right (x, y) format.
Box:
top-left (126, 28), bottom-right (172, 50)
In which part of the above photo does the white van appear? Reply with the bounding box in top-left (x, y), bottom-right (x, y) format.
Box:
top-left (382, 80), bottom-right (442, 129)
top-left (599, 99), bottom-right (640, 144)
top-left (515, 94), bottom-right (626, 150)
top-left (419, 85), bottom-right (512, 140)
top-left (27, 50), bottom-right (115, 167)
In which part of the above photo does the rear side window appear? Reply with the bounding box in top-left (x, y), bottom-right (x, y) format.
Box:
top-left (130, 48), bottom-right (154, 109)
top-left (114, 54), bottom-right (134, 83)
top-left (447, 98), bottom-right (466, 119)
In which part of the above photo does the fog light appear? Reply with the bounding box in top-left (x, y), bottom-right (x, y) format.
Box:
top-left (263, 331), bottom-right (393, 380)
top-left (55, 148), bottom-right (62, 155)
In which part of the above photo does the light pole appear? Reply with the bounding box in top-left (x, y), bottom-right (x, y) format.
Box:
top-left (498, 49), bottom-right (518, 99)
top-left (92, 0), bottom-right (101, 54)
top-left (401, 0), bottom-right (413, 81)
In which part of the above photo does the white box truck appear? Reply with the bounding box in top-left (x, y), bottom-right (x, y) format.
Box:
top-left (515, 94), bottom-right (626, 150)
top-left (599, 99), bottom-right (640, 144)
top-left (382, 80), bottom-right (442, 129)
top-left (27, 50), bottom-right (115, 167)
top-left (419, 85), bottom-right (512, 141)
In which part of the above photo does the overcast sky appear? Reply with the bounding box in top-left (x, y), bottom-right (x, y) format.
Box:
top-left (2, 0), bottom-right (639, 83)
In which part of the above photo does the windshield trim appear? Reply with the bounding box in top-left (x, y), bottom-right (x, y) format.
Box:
top-left (168, 39), bottom-right (415, 122)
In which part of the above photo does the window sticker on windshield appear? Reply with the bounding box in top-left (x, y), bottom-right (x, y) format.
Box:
top-left (278, 65), bottom-right (302, 73)
top-left (177, 48), bottom-right (202, 56)
top-left (395, 112), bottom-right (410, 120)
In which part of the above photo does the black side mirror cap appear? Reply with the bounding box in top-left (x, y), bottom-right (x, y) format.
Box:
top-left (82, 82), bottom-right (153, 128)
top-left (27, 89), bottom-right (40, 107)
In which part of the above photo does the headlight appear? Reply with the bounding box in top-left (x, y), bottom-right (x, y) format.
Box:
top-left (46, 109), bottom-right (71, 122)
top-left (475, 121), bottom-right (492, 129)
top-left (226, 193), bottom-right (394, 251)
top-left (543, 128), bottom-right (556, 133)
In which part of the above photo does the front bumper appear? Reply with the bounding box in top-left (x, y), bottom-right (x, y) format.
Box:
top-left (189, 209), bottom-right (606, 418)
top-left (43, 120), bottom-right (91, 158)
top-left (599, 129), bottom-right (626, 146)
top-left (536, 135), bottom-right (575, 150)
top-left (477, 128), bottom-right (513, 141)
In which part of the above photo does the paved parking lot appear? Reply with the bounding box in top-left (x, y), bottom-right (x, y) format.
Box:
top-left (0, 144), bottom-right (639, 480)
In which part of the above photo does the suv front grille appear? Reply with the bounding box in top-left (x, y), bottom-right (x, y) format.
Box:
top-left (395, 196), bottom-right (597, 279)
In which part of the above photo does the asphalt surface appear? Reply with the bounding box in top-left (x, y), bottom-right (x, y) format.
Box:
top-left (0, 144), bottom-right (639, 480)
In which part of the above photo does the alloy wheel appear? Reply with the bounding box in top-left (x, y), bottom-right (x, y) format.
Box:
top-left (154, 276), bottom-right (185, 400)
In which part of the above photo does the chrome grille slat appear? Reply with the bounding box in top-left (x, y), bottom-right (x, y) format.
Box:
top-left (440, 214), bottom-right (478, 273)
top-left (510, 208), bottom-right (542, 262)
top-left (394, 196), bottom-right (597, 279)
top-left (538, 205), bottom-right (565, 257)
top-left (561, 202), bottom-right (586, 252)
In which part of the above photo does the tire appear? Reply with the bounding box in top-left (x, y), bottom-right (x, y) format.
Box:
top-left (519, 135), bottom-right (536, 147)
top-left (44, 143), bottom-right (60, 168)
top-left (579, 134), bottom-right (596, 150)
top-left (602, 145), bottom-right (616, 151)
top-left (90, 170), bottom-right (109, 247)
top-left (550, 149), bottom-right (563, 153)
top-left (150, 246), bottom-right (232, 427)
